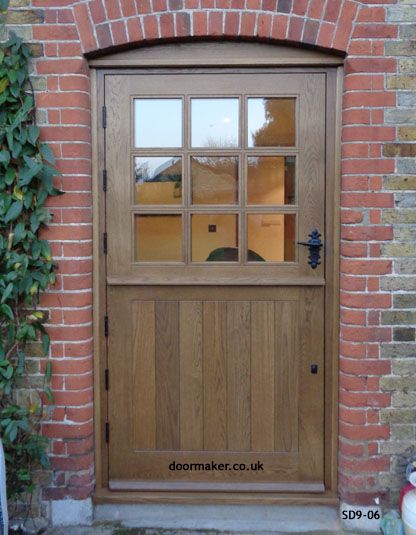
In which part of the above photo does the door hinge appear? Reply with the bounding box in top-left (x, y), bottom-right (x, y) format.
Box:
top-left (102, 106), bottom-right (107, 129)
top-left (104, 315), bottom-right (109, 337)
top-left (105, 368), bottom-right (109, 390)
top-left (105, 422), bottom-right (109, 443)
top-left (103, 232), bottom-right (108, 255)
top-left (102, 169), bottom-right (107, 192)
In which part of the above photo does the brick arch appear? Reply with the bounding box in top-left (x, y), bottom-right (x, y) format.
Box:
top-left (72, 0), bottom-right (359, 56)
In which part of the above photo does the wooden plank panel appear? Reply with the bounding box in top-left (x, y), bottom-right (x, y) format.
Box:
top-left (132, 301), bottom-right (156, 450)
top-left (251, 301), bottom-right (275, 452)
top-left (155, 301), bottom-right (180, 450)
top-left (180, 301), bottom-right (203, 450)
top-left (299, 288), bottom-right (324, 480)
top-left (227, 301), bottom-right (251, 451)
top-left (274, 299), bottom-right (299, 453)
top-left (203, 301), bottom-right (227, 450)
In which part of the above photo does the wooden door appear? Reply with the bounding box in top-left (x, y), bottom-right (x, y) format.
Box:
top-left (104, 71), bottom-right (326, 493)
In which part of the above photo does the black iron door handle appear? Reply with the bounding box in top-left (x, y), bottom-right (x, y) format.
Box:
top-left (297, 229), bottom-right (322, 269)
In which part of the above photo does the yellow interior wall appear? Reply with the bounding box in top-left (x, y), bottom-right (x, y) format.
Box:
top-left (247, 157), bottom-right (285, 205)
top-left (192, 214), bottom-right (238, 261)
top-left (247, 214), bottom-right (285, 261)
top-left (135, 215), bottom-right (182, 261)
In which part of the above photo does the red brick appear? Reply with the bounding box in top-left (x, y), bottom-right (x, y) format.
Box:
top-left (333, 1), bottom-right (358, 51)
top-left (74, 3), bottom-right (97, 52)
top-left (127, 18), bottom-right (143, 41)
top-left (241, 12), bottom-right (256, 36)
top-left (341, 326), bottom-right (391, 342)
top-left (193, 11), bottom-right (207, 36)
top-left (341, 275), bottom-right (367, 292)
top-left (303, 19), bottom-right (319, 44)
top-left (257, 13), bottom-right (272, 38)
top-left (340, 341), bottom-right (367, 358)
top-left (342, 176), bottom-right (368, 190)
top-left (341, 260), bottom-right (392, 275)
top-left (65, 375), bottom-right (94, 391)
top-left (353, 24), bottom-right (397, 39)
top-left (293, 0), bottom-right (308, 16)
top-left (344, 74), bottom-right (385, 91)
top-left (89, 0), bottom-right (106, 23)
top-left (176, 12), bottom-right (191, 37)
top-left (344, 91), bottom-right (395, 108)
top-left (160, 12), bottom-right (174, 38)
top-left (343, 159), bottom-right (394, 175)
top-left (120, 0), bottom-right (136, 17)
top-left (341, 292), bottom-right (391, 309)
top-left (153, 0), bottom-right (167, 10)
top-left (341, 456), bottom-right (390, 473)
top-left (224, 11), bottom-right (239, 36)
top-left (271, 14), bottom-right (288, 40)
top-left (341, 242), bottom-right (367, 257)
top-left (345, 57), bottom-right (397, 74)
top-left (308, 0), bottom-right (325, 19)
top-left (357, 7), bottom-right (385, 22)
top-left (341, 226), bottom-right (393, 242)
top-left (143, 15), bottom-right (159, 40)
top-left (262, 0), bottom-right (277, 10)
top-left (339, 422), bottom-right (390, 440)
top-left (341, 193), bottom-right (393, 208)
top-left (340, 358), bottom-right (391, 376)
top-left (37, 59), bottom-right (88, 76)
top-left (340, 309), bottom-right (366, 325)
top-left (316, 21), bottom-right (335, 48)
top-left (339, 440), bottom-right (365, 458)
top-left (96, 23), bottom-right (113, 49)
top-left (209, 11), bottom-right (223, 36)
top-left (324, 0), bottom-right (342, 22)
top-left (105, 0), bottom-right (121, 18)
top-left (111, 20), bottom-right (128, 44)
top-left (341, 210), bottom-right (364, 224)
top-left (288, 17), bottom-right (303, 41)
top-left (33, 25), bottom-right (78, 41)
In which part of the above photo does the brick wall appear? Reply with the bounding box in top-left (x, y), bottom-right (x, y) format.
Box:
top-left (3, 0), bottom-right (415, 518)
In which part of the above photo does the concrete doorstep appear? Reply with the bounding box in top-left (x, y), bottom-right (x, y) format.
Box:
top-left (41, 501), bottom-right (382, 534)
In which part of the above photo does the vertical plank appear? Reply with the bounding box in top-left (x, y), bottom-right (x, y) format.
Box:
top-left (251, 301), bottom-right (275, 452)
top-left (132, 301), bottom-right (156, 450)
top-left (299, 287), bottom-right (324, 480)
top-left (180, 301), bottom-right (203, 450)
top-left (274, 299), bottom-right (299, 453)
top-left (227, 301), bottom-right (251, 451)
top-left (203, 301), bottom-right (227, 450)
top-left (155, 301), bottom-right (180, 450)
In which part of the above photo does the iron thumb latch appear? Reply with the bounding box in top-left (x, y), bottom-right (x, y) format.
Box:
top-left (297, 229), bottom-right (323, 269)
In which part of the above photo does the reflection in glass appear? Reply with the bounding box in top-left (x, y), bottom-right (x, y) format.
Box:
top-left (247, 213), bottom-right (296, 262)
top-left (134, 99), bottom-right (182, 148)
top-left (247, 156), bottom-right (295, 205)
top-left (248, 98), bottom-right (296, 147)
top-left (135, 215), bottom-right (182, 262)
top-left (191, 156), bottom-right (238, 205)
top-left (191, 214), bottom-right (238, 262)
top-left (135, 157), bottom-right (182, 205)
top-left (191, 98), bottom-right (239, 148)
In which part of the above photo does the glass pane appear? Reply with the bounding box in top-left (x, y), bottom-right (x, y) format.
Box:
top-left (247, 98), bottom-right (296, 147)
top-left (134, 99), bottom-right (182, 148)
top-left (135, 215), bottom-right (182, 262)
top-left (134, 157), bottom-right (182, 205)
top-left (191, 156), bottom-right (238, 205)
top-left (191, 98), bottom-right (239, 148)
top-left (191, 214), bottom-right (238, 262)
top-left (247, 213), bottom-right (296, 262)
top-left (247, 156), bottom-right (295, 205)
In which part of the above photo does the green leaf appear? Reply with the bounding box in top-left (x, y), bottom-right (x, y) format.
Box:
top-left (40, 143), bottom-right (55, 165)
top-left (0, 303), bottom-right (13, 320)
top-left (4, 200), bottom-right (23, 222)
top-left (0, 1), bottom-right (10, 13)
top-left (5, 167), bottom-right (15, 185)
top-left (42, 334), bottom-right (50, 356)
top-left (1, 283), bottom-right (13, 303)
top-left (0, 148), bottom-right (10, 165)
top-left (45, 361), bottom-right (52, 382)
top-left (44, 386), bottom-right (54, 404)
top-left (27, 124), bottom-right (39, 145)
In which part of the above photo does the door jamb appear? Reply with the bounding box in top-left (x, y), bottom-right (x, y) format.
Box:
top-left (91, 56), bottom-right (343, 505)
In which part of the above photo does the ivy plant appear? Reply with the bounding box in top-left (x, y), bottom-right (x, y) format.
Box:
top-left (0, 33), bottom-right (60, 504)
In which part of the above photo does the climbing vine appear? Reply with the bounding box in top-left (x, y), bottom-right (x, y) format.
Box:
top-left (0, 32), bottom-right (60, 504)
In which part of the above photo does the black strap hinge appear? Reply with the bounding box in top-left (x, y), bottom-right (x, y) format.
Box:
top-left (102, 169), bottom-right (107, 192)
top-left (105, 422), bottom-right (109, 443)
top-left (103, 232), bottom-right (108, 255)
top-left (105, 368), bottom-right (109, 390)
top-left (104, 315), bottom-right (109, 337)
top-left (102, 106), bottom-right (107, 129)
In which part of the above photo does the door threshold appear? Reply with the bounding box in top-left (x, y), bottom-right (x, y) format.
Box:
top-left (93, 499), bottom-right (341, 532)
top-left (94, 488), bottom-right (339, 505)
